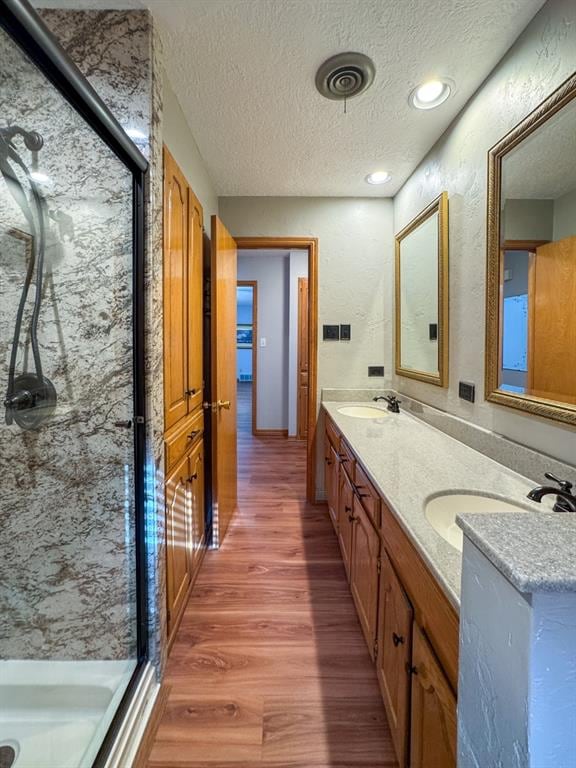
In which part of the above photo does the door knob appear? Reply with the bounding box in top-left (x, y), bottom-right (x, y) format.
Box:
top-left (217, 400), bottom-right (231, 410)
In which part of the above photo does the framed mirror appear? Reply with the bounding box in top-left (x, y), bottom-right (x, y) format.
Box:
top-left (486, 73), bottom-right (576, 425)
top-left (395, 192), bottom-right (449, 386)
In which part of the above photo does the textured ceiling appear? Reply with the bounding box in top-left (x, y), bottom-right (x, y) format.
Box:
top-left (35, 0), bottom-right (546, 197)
top-left (149, 0), bottom-right (546, 197)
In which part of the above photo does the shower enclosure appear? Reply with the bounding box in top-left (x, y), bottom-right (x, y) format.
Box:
top-left (0, 2), bottom-right (147, 767)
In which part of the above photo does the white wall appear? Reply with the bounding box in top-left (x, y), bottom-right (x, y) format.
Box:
top-left (236, 298), bottom-right (253, 380)
top-left (393, 0), bottom-right (576, 466)
top-left (287, 250), bottom-right (309, 436)
top-left (162, 69), bottom-right (218, 220)
top-left (220, 197), bottom-right (394, 490)
top-left (238, 253), bottom-right (289, 430)
top-left (553, 188), bottom-right (576, 240)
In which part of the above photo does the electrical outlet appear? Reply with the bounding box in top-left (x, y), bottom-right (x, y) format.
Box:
top-left (429, 323), bottom-right (438, 341)
top-left (323, 324), bottom-right (340, 341)
top-left (368, 366), bottom-right (385, 377)
top-left (459, 381), bottom-right (475, 403)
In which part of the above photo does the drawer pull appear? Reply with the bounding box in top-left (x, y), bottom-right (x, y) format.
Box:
top-left (325, 457), bottom-right (332, 465)
top-left (392, 632), bottom-right (405, 647)
top-left (338, 453), bottom-right (349, 462)
top-left (187, 430), bottom-right (200, 440)
top-left (185, 388), bottom-right (197, 396)
top-left (114, 420), bottom-right (132, 428)
top-left (188, 472), bottom-right (198, 482)
top-left (345, 505), bottom-right (352, 513)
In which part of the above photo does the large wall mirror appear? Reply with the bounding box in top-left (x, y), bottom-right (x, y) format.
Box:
top-left (395, 192), bottom-right (449, 386)
top-left (486, 73), bottom-right (576, 425)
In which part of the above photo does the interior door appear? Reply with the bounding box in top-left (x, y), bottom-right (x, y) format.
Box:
top-left (528, 236), bottom-right (576, 403)
top-left (210, 216), bottom-right (238, 545)
top-left (297, 276), bottom-right (309, 439)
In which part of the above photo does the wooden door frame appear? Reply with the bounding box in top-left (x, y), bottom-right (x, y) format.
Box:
top-left (235, 237), bottom-right (319, 504)
top-left (237, 280), bottom-right (258, 436)
top-left (296, 276), bottom-right (309, 440)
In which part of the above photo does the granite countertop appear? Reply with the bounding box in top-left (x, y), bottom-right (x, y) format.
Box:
top-left (456, 513), bottom-right (576, 593)
top-left (322, 401), bottom-right (559, 609)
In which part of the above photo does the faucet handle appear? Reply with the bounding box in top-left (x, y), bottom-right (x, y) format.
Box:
top-left (545, 472), bottom-right (573, 493)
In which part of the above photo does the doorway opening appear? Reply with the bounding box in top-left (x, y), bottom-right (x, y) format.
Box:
top-left (236, 249), bottom-right (309, 441)
top-left (235, 237), bottom-right (318, 503)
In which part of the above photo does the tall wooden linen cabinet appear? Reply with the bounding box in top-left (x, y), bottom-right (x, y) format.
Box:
top-left (163, 147), bottom-right (207, 646)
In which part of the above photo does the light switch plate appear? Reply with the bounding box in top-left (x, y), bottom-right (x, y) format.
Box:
top-left (340, 324), bottom-right (351, 340)
top-left (323, 324), bottom-right (340, 341)
top-left (260, 337), bottom-right (267, 347)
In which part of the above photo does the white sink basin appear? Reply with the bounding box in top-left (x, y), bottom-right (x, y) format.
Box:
top-left (337, 405), bottom-right (387, 419)
top-left (425, 493), bottom-right (529, 552)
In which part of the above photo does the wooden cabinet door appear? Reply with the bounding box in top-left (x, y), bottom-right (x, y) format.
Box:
top-left (377, 550), bottom-right (414, 767)
top-left (410, 624), bottom-right (457, 768)
top-left (350, 496), bottom-right (380, 659)
top-left (166, 452), bottom-right (192, 637)
top-left (187, 190), bottom-right (204, 414)
top-left (163, 148), bottom-right (189, 430)
top-left (188, 438), bottom-right (205, 572)
top-left (337, 467), bottom-right (354, 581)
top-left (325, 438), bottom-right (339, 532)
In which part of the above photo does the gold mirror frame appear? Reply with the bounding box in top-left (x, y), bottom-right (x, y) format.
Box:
top-left (395, 191), bottom-right (449, 387)
top-left (485, 72), bottom-right (576, 426)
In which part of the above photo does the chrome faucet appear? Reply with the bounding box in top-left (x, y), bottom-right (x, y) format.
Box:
top-left (373, 394), bottom-right (401, 413)
top-left (527, 472), bottom-right (576, 513)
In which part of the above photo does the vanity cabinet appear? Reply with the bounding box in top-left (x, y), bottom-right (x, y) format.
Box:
top-left (377, 550), bottom-right (413, 767)
top-left (324, 413), bottom-right (458, 768)
top-left (163, 146), bottom-right (207, 648)
top-left (324, 435), bottom-right (339, 533)
top-left (409, 624), bottom-right (457, 768)
top-left (337, 467), bottom-right (355, 580)
top-left (350, 494), bottom-right (381, 660)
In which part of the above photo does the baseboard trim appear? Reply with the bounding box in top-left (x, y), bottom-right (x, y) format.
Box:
top-left (132, 683), bottom-right (170, 768)
top-left (253, 428), bottom-right (288, 437)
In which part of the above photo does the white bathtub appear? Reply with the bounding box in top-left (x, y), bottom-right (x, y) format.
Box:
top-left (0, 660), bottom-right (136, 768)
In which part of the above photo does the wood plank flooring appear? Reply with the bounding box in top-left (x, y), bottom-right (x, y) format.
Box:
top-left (148, 382), bottom-right (397, 767)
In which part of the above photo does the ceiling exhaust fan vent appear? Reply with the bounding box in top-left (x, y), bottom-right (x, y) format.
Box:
top-left (315, 52), bottom-right (375, 101)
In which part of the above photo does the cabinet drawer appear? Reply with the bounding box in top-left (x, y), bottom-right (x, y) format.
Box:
top-left (165, 409), bottom-right (204, 472)
top-left (326, 417), bottom-right (341, 451)
top-left (338, 438), bottom-right (355, 478)
top-left (354, 462), bottom-right (381, 527)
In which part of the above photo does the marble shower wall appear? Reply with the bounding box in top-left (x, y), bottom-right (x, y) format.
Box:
top-left (0, 9), bottom-right (166, 667)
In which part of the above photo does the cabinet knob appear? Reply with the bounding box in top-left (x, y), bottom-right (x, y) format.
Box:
top-left (187, 472), bottom-right (198, 482)
top-left (325, 458), bottom-right (332, 465)
top-left (187, 430), bottom-right (200, 440)
top-left (185, 388), bottom-right (197, 396)
top-left (345, 505), bottom-right (352, 513)
top-left (408, 664), bottom-right (418, 676)
top-left (392, 632), bottom-right (405, 647)
top-left (338, 454), bottom-right (349, 463)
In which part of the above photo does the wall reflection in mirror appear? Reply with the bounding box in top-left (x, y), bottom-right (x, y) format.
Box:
top-left (498, 92), bottom-right (576, 406)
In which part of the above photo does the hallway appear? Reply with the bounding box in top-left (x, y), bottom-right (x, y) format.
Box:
top-left (148, 390), bottom-right (396, 767)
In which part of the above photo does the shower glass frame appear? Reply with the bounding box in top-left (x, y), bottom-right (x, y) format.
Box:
top-left (0, 0), bottom-right (149, 765)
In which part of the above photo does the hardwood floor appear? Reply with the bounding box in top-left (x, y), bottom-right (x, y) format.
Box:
top-left (148, 381), bottom-right (397, 767)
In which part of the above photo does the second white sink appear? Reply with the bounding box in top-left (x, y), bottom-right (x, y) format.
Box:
top-left (337, 405), bottom-right (387, 419)
top-left (425, 493), bottom-right (529, 552)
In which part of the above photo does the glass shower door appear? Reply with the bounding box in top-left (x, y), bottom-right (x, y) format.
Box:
top-left (0, 16), bottom-right (144, 768)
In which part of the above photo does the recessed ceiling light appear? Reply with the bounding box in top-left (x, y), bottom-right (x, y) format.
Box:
top-left (409, 79), bottom-right (452, 110)
top-left (365, 171), bottom-right (391, 185)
